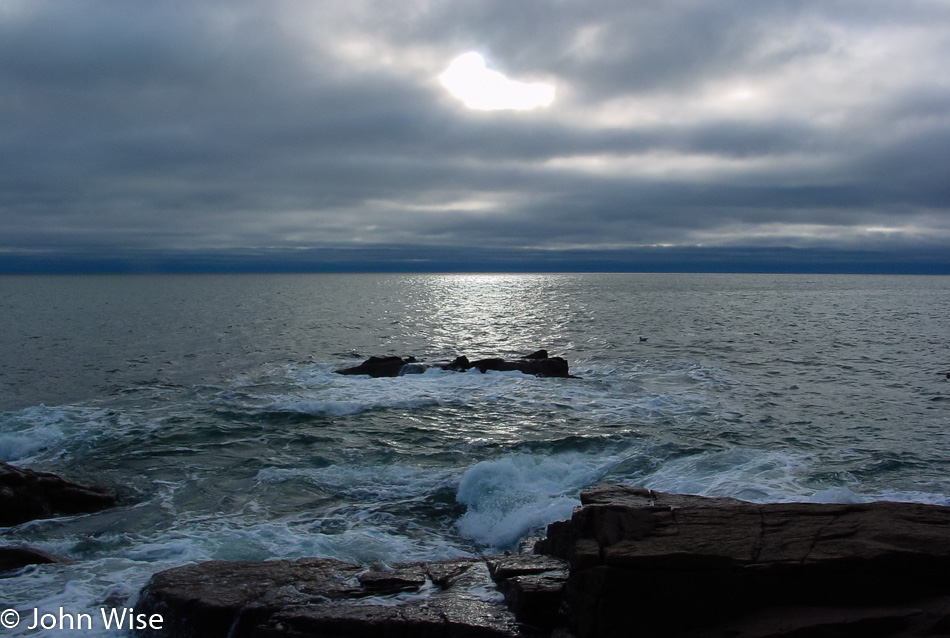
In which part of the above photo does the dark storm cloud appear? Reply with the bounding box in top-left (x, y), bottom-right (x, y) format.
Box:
top-left (1, 0), bottom-right (949, 272)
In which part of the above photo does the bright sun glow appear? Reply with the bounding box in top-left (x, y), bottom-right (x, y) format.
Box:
top-left (439, 52), bottom-right (555, 111)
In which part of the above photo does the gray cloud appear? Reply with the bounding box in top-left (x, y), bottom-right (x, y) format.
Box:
top-left (1, 0), bottom-right (949, 271)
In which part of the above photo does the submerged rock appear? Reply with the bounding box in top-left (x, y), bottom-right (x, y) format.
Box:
top-left (135, 555), bottom-right (569, 638)
top-left (0, 461), bottom-right (118, 527)
top-left (536, 483), bottom-right (950, 638)
top-left (465, 356), bottom-right (571, 377)
top-left (0, 545), bottom-right (70, 575)
top-left (334, 355), bottom-right (416, 378)
top-left (334, 351), bottom-right (574, 378)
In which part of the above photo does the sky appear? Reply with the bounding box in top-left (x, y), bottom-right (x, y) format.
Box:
top-left (2, 0), bottom-right (950, 273)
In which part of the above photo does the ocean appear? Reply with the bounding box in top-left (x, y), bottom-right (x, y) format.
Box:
top-left (1, 273), bottom-right (949, 635)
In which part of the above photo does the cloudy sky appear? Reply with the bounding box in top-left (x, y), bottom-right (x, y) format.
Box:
top-left (2, 0), bottom-right (950, 273)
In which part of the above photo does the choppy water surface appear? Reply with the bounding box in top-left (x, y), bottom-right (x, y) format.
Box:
top-left (1, 273), bottom-right (949, 635)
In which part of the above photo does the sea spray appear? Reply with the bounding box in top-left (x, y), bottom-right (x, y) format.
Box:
top-left (455, 453), bottom-right (613, 548)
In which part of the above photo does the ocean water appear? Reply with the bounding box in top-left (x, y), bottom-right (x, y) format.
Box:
top-left (1, 273), bottom-right (949, 635)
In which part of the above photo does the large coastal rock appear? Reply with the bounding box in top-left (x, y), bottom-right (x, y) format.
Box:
top-left (335, 350), bottom-right (573, 378)
top-left (135, 554), bottom-right (569, 638)
top-left (536, 483), bottom-right (950, 638)
top-left (0, 461), bottom-right (118, 527)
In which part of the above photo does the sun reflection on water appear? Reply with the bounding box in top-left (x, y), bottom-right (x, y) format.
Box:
top-left (417, 274), bottom-right (570, 357)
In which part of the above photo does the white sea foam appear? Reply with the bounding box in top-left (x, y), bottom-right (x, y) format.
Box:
top-left (1, 515), bottom-right (470, 637)
top-left (807, 486), bottom-right (866, 503)
top-left (257, 362), bottom-right (721, 429)
top-left (265, 365), bottom-right (556, 417)
top-left (857, 489), bottom-right (950, 506)
top-left (0, 553), bottom-right (191, 637)
top-left (455, 453), bottom-right (616, 548)
top-left (637, 447), bottom-right (950, 506)
top-left (0, 403), bottom-right (134, 464)
top-left (0, 404), bottom-right (75, 461)
top-left (157, 519), bottom-right (467, 565)
top-left (808, 487), bottom-right (950, 506)
top-left (353, 579), bottom-right (439, 607)
top-left (641, 448), bottom-right (817, 502)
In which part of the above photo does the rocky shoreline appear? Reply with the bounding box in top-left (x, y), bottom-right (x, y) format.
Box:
top-left (133, 484), bottom-right (950, 637)
top-left (1, 460), bottom-right (117, 573)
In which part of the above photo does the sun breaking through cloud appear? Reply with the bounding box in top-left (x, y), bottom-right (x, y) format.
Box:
top-left (439, 52), bottom-right (555, 111)
top-left (3, 2), bottom-right (950, 273)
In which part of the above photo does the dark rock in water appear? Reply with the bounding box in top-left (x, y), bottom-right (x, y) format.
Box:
top-left (444, 355), bottom-right (471, 371)
top-left (0, 545), bottom-right (70, 574)
top-left (334, 351), bottom-right (574, 378)
top-left (135, 555), bottom-right (569, 637)
top-left (0, 461), bottom-right (118, 526)
top-left (334, 355), bottom-right (413, 377)
top-left (397, 362), bottom-right (429, 375)
top-left (536, 483), bottom-right (950, 638)
top-left (467, 355), bottom-right (571, 378)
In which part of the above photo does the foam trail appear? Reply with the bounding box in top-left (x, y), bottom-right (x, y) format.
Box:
top-left (638, 447), bottom-right (950, 506)
top-left (255, 463), bottom-right (458, 502)
top-left (0, 405), bottom-right (75, 462)
top-left (641, 448), bottom-right (816, 502)
top-left (254, 364), bottom-right (575, 417)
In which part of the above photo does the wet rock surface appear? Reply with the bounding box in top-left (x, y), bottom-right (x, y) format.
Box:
top-left (334, 350), bottom-right (574, 378)
top-left (135, 555), bottom-right (569, 637)
top-left (0, 460), bottom-right (118, 527)
top-left (538, 484), bottom-right (950, 638)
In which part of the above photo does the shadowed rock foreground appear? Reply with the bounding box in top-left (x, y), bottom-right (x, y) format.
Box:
top-left (135, 484), bottom-right (950, 637)
top-left (135, 555), bottom-right (567, 637)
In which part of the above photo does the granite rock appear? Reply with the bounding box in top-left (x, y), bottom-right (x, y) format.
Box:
top-left (0, 461), bottom-right (118, 526)
top-left (537, 484), bottom-right (950, 638)
top-left (135, 555), bottom-right (570, 638)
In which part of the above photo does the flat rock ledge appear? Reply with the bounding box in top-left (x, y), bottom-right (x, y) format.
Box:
top-left (0, 460), bottom-right (118, 527)
top-left (134, 554), bottom-right (568, 637)
top-left (134, 484), bottom-right (950, 638)
top-left (334, 350), bottom-right (574, 378)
